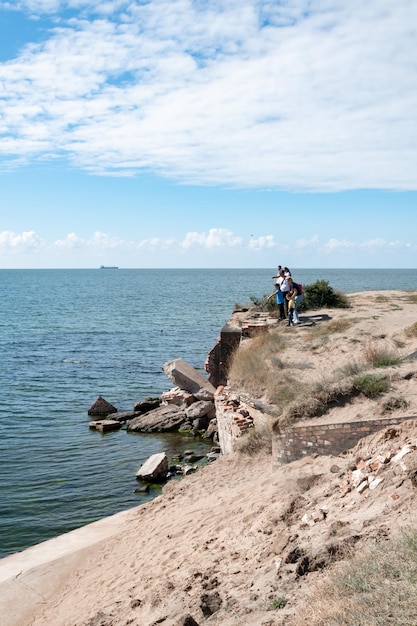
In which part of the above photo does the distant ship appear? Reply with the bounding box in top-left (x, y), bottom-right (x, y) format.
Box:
top-left (99, 265), bottom-right (118, 269)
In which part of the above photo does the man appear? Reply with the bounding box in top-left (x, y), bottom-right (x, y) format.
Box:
top-left (279, 271), bottom-right (291, 317)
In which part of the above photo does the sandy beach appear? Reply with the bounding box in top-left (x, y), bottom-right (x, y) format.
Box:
top-left (2, 290), bottom-right (417, 626)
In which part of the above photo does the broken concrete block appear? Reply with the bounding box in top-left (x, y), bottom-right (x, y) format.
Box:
top-left (89, 420), bottom-right (122, 432)
top-left (356, 480), bottom-right (368, 493)
top-left (162, 359), bottom-right (216, 398)
top-left (391, 445), bottom-right (412, 463)
top-left (368, 476), bottom-right (384, 490)
top-left (136, 453), bottom-right (168, 481)
top-left (351, 469), bottom-right (366, 487)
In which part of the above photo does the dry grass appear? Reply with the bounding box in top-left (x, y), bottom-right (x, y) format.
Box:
top-left (234, 420), bottom-right (273, 456)
top-left (379, 394), bottom-right (409, 413)
top-left (363, 344), bottom-right (401, 368)
top-left (228, 330), bottom-right (287, 397)
top-left (292, 531), bottom-right (417, 626)
top-left (405, 321), bottom-right (417, 338)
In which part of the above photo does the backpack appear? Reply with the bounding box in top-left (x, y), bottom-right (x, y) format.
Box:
top-left (296, 283), bottom-right (302, 294)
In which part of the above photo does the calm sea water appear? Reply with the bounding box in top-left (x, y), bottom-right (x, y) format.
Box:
top-left (0, 268), bottom-right (416, 558)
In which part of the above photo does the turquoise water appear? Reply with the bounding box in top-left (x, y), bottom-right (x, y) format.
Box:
top-left (0, 268), bottom-right (415, 558)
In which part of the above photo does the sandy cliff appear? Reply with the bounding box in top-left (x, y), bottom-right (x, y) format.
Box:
top-left (3, 290), bottom-right (417, 626)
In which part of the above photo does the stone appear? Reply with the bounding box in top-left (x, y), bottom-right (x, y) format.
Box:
top-left (391, 445), bottom-right (412, 463)
top-left (134, 485), bottom-right (150, 493)
top-left (368, 476), bottom-right (384, 490)
top-left (175, 615), bottom-right (200, 626)
top-left (109, 411), bottom-right (141, 423)
top-left (162, 358), bottom-right (216, 398)
top-left (127, 405), bottom-right (188, 433)
top-left (133, 397), bottom-right (161, 413)
top-left (88, 396), bottom-right (117, 417)
top-left (185, 401), bottom-right (215, 419)
top-left (89, 420), bottom-right (121, 432)
top-left (205, 419), bottom-right (218, 440)
top-left (160, 388), bottom-right (195, 406)
top-left (192, 416), bottom-right (209, 431)
top-left (200, 591), bottom-right (222, 617)
top-left (136, 453), bottom-right (168, 481)
top-left (193, 388), bottom-right (216, 402)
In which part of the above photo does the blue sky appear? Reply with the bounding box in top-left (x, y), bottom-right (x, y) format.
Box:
top-left (0, 1), bottom-right (416, 269)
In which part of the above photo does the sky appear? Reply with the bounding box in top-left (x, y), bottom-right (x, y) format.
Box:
top-left (0, 0), bottom-right (416, 269)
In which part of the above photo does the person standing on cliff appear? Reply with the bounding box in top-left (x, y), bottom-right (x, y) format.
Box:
top-left (271, 265), bottom-right (283, 280)
top-left (266, 282), bottom-right (285, 321)
top-left (286, 277), bottom-right (302, 325)
top-left (279, 271), bottom-right (291, 318)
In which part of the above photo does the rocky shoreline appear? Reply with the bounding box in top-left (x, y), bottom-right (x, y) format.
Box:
top-left (88, 357), bottom-right (225, 477)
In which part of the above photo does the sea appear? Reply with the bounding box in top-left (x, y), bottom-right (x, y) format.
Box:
top-left (0, 268), bottom-right (416, 559)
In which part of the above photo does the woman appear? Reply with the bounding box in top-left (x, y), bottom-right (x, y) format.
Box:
top-left (286, 277), bottom-right (303, 325)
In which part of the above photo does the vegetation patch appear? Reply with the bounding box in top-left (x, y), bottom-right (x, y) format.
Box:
top-left (300, 280), bottom-right (350, 311)
top-left (235, 421), bottom-right (273, 456)
top-left (292, 532), bottom-right (417, 626)
top-left (337, 361), bottom-right (365, 377)
top-left (352, 374), bottom-right (388, 398)
top-left (405, 321), bottom-right (417, 337)
top-left (364, 345), bottom-right (401, 368)
top-left (380, 394), bottom-right (409, 413)
top-left (269, 597), bottom-right (288, 610)
top-left (228, 330), bottom-right (287, 397)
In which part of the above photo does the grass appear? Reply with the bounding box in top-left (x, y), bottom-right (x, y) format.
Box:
top-left (291, 531), bottom-right (417, 626)
top-left (337, 361), bottom-right (365, 377)
top-left (269, 597), bottom-right (288, 610)
top-left (235, 421), bottom-right (273, 456)
top-left (364, 345), bottom-right (401, 368)
top-left (352, 374), bottom-right (388, 398)
top-left (380, 394), bottom-right (409, 413)
top-left (228, 330), bottom-right (287, 397)
top-left (405, 322), bottom-right (417, 338)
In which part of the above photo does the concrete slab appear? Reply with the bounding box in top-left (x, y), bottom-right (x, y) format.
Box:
top-left (0, 507), bottom-right (135, 626)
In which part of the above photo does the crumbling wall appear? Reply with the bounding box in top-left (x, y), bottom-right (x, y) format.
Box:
top-left (272, 415), bottom-right (417, 467)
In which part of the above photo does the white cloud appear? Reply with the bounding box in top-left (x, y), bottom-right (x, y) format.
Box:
top-left (0, 1), bottom-right (416, 190)
top-left (0, 230), bottom-right (44, 251)
top-left (248, 235), bottom-right (276, 249)
top-left (1, 229), bottom-right (415, 268)
top-left (181, 228), bottom-right (242, 249)
top-left (321, 237), bottom-right (413, 254)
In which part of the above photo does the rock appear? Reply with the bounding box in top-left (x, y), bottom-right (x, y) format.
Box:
top-left (193, 388), bottom-right (216, 402)
top-left (162, 359), bottom-right (216, 398)
top-left (183, 452), bottom-right (204, 463)
top-left (192, 416), bottom-right (209, 431)
top-left (127, 405), bottom-right (188, 433)
top-left (109, 411), bottom-right (141, 423)
top-left (89, 420), bottom-right (122, 433)
top-left (205, 419), bottom-right (218, 440)
top-left (183, 465), bottom-right (198, 476)
top-left (185, 401), bottom-right (215, 419)
top-left (88, 396), bottom-right (118, 417)
top-left (161, 388), bottom-right (195, 406)
top-left (136, 453), bottom-right (169, 481)
top-left (207, 450), bottom-right (221, 462)
top-left (133, 397), bottom-right (161, 413)
top-left (134, 485), bottom-right (150, 493)
top-left (200, 591), bottom-right (222, 617)
top-left (175, 615), bottom-right (200, 626)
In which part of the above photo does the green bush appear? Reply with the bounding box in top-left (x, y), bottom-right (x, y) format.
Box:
top-left (352, 374), bottom-right (388, 398)
top-left (253, 280), bottom-right (349, 314)
top-left (301, 280), bottom-right (349, 311)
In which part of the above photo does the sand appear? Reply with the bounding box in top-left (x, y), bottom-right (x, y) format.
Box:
top-left (7, 291), bottom-right (417, 625)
